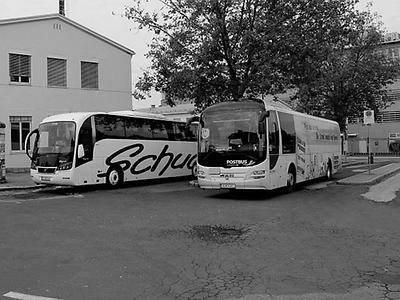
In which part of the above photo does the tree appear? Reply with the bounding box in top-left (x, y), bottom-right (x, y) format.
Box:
top-left (292, 4), bottom-right (400, 131)
top-left (126, 0), bottom-right (361, 110)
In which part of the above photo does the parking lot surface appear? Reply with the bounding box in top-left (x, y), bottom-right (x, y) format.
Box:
top-left (0, 161), bottom-right (400, 300)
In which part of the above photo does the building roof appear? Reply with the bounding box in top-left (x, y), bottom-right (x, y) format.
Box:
top-left (0, 14), bottom-right (135, 56)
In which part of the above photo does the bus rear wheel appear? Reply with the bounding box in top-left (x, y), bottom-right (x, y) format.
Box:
top-left (106, 166), bottom-right (123, 188)
top-left (286, 168), bottom-right (296, 193)
top-left (326, 161), bottom-right (333, 180)
top-left (191, 164), bottom-right (198, 178)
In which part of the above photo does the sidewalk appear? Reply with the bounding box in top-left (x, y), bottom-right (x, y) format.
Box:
top-left (337, 163), bottom-right (400, 185)
top-left (0, 172), bottom-right (44, 191)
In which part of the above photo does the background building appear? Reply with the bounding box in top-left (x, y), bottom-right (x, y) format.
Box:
top-left (347, 35), bottom-right (400, 155)
top-left (0, 14), bottom-right (134, 170)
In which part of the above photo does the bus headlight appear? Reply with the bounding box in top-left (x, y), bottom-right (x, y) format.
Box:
top-left (197, 170), bottom-right (205, 178)
top-left (251, 170), bottom-right (265, 179)
top-left (58, 161), bottom-right (72, 170)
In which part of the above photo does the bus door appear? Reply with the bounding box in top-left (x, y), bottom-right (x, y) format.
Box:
top-left (267, 110), bottom-right (281, 188)
top-left (75, 116), bottom-right (95, 184)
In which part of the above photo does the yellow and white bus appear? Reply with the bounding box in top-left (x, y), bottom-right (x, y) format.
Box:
top-left (25, 111), bottom-right (197, 187)
top-left (196, 99), bottom-right (341, 191)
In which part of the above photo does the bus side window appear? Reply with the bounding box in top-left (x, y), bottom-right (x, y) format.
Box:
top-left (76, 117), bottom-right (93, 167)
top-left (172, 123), bottom-right (185, 141)
top-left (126, 118), bottom-right (152, 140)
top-left (95, 115), bottom-right (125, 141)
top-left (151, 120), bottom-right (168, 140)
top-left (278, 112), bottom-right (296, 154)
top-left (268, 111), bottom-right (280, 170)
top-left (185, 123), bottom-right (197, 141)
top-left (268, 111), bottom-right (279, 154)
top-left (164, 122), bottom-right (175, 141)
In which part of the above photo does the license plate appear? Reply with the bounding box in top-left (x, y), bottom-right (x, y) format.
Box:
top-left (220, 183), bottom-right (236, 189)
top-left (41, 176), bottom-right (51, 182)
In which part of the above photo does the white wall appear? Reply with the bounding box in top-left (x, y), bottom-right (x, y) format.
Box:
top-left (0, 17), bottom-right (133, 168)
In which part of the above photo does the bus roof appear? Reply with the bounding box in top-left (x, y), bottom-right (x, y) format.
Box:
top-left (263, 103), bottom-right (339, 126)
top-left (202, 99), bottom-right (338, 127)
top-left (40, 112), bottom-right (100, 123)
top-left (110, 110), bottom-right (171, 121)
top-left (39, 110), bottom-right (177, 125)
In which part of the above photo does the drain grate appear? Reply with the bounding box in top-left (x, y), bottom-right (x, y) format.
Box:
top-left (188, 224), bottom-right (250, 244)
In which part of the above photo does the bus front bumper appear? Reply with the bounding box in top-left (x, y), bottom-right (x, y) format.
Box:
top-left (197, 177), bottom-right (269, 190)
top-left (31, 169), bottom-right (75, 186)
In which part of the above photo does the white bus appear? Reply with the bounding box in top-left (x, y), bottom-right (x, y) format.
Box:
top-left (25, 111), bottom-right (197, 187)
top-left (196, 99), bottom-right (341, 191)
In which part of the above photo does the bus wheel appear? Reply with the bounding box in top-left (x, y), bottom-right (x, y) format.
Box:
top-left (191, 164), bottom-right (198, 178)
top-left (106, 166), bottom-right (123, 188)
top-left (326, 161), bottom-right (332, 180)
top-left (286, 168), bottom-right (296, 193)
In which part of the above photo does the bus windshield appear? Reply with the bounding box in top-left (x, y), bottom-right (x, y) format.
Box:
top-left (33, 122), bottom-right (76, 169)
top-left (199, 108), bottom-right (266, 167)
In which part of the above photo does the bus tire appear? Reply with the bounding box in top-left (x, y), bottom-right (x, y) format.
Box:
top-left (326, 160), bottom-right (332, 180)
top-left (106, 166), bottom-right (123, 188)
top-left (286, 166), bottom-right (296, 193)
top-left (191, 164), bottom-right (198, 178)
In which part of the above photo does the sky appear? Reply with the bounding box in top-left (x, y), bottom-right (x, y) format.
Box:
top-left (1, 0), bottom-right (400, 108)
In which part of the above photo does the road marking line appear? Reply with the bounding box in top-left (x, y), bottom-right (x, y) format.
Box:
top-left (3, 291), bottom-right (63, 300)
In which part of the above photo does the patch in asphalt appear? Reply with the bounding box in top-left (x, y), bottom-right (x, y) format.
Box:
top-left (157, 224), bottom-right (251, 244)
top-left (188, 225), bottom-right (250, 244)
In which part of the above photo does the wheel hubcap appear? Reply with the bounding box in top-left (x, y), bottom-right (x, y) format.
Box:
top-left (288, 173), bottom-right (294, 186)
top-left (109, 170), bottom-right (119, 185)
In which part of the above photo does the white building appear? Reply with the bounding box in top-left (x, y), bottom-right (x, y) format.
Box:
top-left (0, 14), bottom-right (135, 170)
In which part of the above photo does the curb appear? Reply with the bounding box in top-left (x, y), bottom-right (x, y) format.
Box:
top-left (337, 166), bottom-right (400, 185)
top-left (0, 184), bottom-right (46, 192)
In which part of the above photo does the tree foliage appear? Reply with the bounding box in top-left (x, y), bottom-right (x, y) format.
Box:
top-left (292, 4), bottom-right (400, 130)
top-left (126, 0), bottom-right (399, 126)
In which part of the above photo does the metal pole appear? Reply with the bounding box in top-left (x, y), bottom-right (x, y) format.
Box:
top-left (368, 124), bottom-right (371, 175)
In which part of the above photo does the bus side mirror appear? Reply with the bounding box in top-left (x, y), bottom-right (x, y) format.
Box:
top-left (259, 121), bottom-right (266, 134)
top-left (25, 128), bottom-right (38, 161)
top-left (258, 111), bottom-right (269, 134)
top-left (77, 144), bottom-right (85, 159)
top-left (259, 111), bottom-right (270, 122)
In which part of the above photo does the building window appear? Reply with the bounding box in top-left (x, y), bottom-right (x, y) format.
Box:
top-left (9, 53), bottom-right (31, 83)
top-left (10, 116), bottom-right (32, 151)
top-left (81, 61), bottom-right (98, 89)
top-left (47, 57), bottom-right (67, 87)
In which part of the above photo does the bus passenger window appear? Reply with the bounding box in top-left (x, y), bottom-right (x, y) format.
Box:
top-left (185, 123), bottom-right (198, 141)
top-left (151, 121), bottom-right (168, 140)
top-left (172, 123), bottom-right (185, 141)
top-left (268, 112), bottom-right (279, 154)
top-left (125, 118), bottom-right (152, 139)
top-left (95, 115), bottom-right (125, 141)
top-left (278, 112), bottom-right (296, 154)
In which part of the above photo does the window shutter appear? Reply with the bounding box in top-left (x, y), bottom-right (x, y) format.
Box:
top-left (9, 54), bottom-right (31, 76)
top-left (48, 58), bottom-right (67, 87)
top-left (9, 54), bottom-right (20, 76)
top-left (81, 61), bottom-right (98, 89)
top-left (19, 55), bottom-right (31, 76)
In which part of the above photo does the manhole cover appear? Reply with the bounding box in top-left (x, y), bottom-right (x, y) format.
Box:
top-left (188, 225), bottom-right (250, 244)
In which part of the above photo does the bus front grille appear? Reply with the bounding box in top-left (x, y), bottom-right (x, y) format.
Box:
top-left (38, 167), bottom-right (56, 174)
